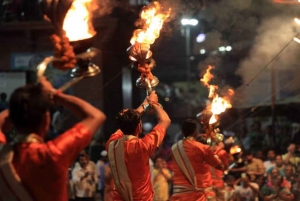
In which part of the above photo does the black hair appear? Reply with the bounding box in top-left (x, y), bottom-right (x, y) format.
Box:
top-left (9, 84), bottom-right (51, 134)
top-left (116, 109), bottom-right (141, 134)
top-left (243, 149), bottom-right (253, 157)
top-left (182, 119), bottom-right (198, 138)
top-left (0, 92), bottom-right (7, 100)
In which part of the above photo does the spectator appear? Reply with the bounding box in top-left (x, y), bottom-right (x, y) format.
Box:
top-left (282, 143), bottom-right (300, 167)
top-left (233, 173), bottom-right (258, 201)
top-left (152, 157), bottom-right (172, 201)
top-left (96, 150), bottom-right (108, 200)
top-left (284, 164), bottom-right (295, 188)
top-left (243, 150), bottom-right (265, 182)
top-left (262, 174), bottom-right (294, 201)
top-left (72, 153), bottom-right (98, 201)
top-left (263, 149), bottom-right (276, 175)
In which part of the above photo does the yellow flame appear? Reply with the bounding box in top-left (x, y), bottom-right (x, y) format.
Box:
top-left (201, 66), bottom-right (234, 124)
top-left (63, 0), bottom-right (96, 41)
top-left (209, 114), bottom-right (217, 124)
top-left (200, 65), bottom-right (218, 98)
top-left (210, 95), bottom-right (232, 115)
top-left (130, 1), bottom-right (170, 45)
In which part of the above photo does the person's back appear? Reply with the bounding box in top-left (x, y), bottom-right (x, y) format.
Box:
top-left (172, 140), bottom-right (217, 188)
top-left (106, 91), bottom-right (171, 201)
top-left (106, 122), bottom-right (168, 200)
top-left (12, 125), bottom-right (91, 201)
top-left (170, 119), bottom-right (223, 201)
top-left (0, 76), bottom-right (106, 201)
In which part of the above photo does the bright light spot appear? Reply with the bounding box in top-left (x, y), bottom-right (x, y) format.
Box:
top-left (294, 37), bottom-right (300, 44)
top-left (226, 46), bottom-right (232, 51)
top-left (219, 46), bottom-right (226, 52)
top-left (181, 18), bottom-right (199, 26)
top-left (164, 97), bottom-right (170, 102)
top-left (295, 18), bottom-right (300, 25)
top-left (196, 33), bottom-right (206, 43)
top-left (200, 49), bottom-right (206, 54)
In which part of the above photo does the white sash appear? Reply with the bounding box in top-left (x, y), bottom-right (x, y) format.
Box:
top-left (108, 136), bottom-right (133, 201)
top-left (172, 140), bottom-right (204, 194)
top-left (0, 144), bottom-right (34, 201)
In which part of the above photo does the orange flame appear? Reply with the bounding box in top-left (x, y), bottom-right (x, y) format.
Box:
top-left (63, 0), bottom-right (96, 42)
top-left (200, 65), bottom-right (218, 98)
top-left (201, 66), bottom-right (234, 124)
top-left (130, 1), bottom-right (170, 46)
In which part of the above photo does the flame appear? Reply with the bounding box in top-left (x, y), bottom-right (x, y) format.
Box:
top-left (63, 0), bottom-right (96, 42)
top-left (130, 1), bottom-right (170, 45)
top-left (200, 66), bottom-right (234, 124)
top-left (200, 65), bottom-right (218, 98)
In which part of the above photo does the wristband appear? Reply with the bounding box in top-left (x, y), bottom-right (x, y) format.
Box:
top-left (141, 103), bottom-right (149, 111)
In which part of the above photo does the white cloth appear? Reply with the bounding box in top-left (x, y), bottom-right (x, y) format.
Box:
top-left (72, 166), bottom-right (98, 198)
top-left (263, 160), bottom-right (275, 174)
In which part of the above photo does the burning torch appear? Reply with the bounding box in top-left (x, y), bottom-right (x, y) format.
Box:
top-left (198, 66), bottom-right (234, 146)
top-left (126, 1), bottom-right (170, 113)
top-left (37, 0), bottom-right (100, 91)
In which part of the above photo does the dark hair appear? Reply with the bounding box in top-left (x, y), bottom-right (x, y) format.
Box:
top-left (116, 109), bottom-right (141, 134)
top-left (243, 149), bottom-right (253, 157)
top-left (9, 84), bottom-right (51, 133)
top-left (182, 119), bottom-right (198, 138)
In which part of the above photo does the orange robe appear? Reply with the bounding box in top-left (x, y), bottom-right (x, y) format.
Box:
top-left (170, 139), bottom-right (221, 201)
top-left (212, 148), bottom-right (228, 187)
top-left (4, 123), bottom-right (92, 201)
top-left (105, 125), bottom-right (166, 201)
top-left (0, 131), bottom-right (6, 143)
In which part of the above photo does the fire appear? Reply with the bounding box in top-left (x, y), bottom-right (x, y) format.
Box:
top-left (201, 66), bottom-right (234, 124)
top-left (63, 0), bottom-right (96, 42)
top-left (130, 1), bottom-right (170, 46)
top-left (200, 65), bottom-right (218, 98)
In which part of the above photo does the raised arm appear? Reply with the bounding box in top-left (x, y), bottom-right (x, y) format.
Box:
top-left (147, 91), bottom-right (171, 130)
top-left (40, 76), bottom-right (106, 134)
top-left (0, 109), bottom-right (10, 143)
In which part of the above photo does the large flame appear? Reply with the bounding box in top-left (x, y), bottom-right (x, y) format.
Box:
top-left (201, 66), bottom-right (234, 124)
top-left (63, 0), bottom-right (96, 42)
top-left (130, 1), bottom-right (170, 45)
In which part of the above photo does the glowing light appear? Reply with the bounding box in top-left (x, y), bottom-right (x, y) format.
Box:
top-left (181, 18), bottom-right (198, 26)
top-left (226, 46), bottom-right (232, 51)
top-left (219, 46), bottom-right (226, 52)
top-left (197, 33), bottom-right (206, 43)
top-left (200, 49), bottom-right (206, 54)
top-left (63, 0), bottom-right (96, 41)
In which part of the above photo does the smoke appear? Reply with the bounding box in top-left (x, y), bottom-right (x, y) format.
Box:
top-left (235, 15), bottom-right (300, 106)
top-left (91, 0), bottom-right (132, 17)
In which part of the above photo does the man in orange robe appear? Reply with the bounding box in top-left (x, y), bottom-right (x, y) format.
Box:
top-left (211, 141), bottom-right (228, 201)
top-left (170, 119), bottom-right (224, 201)
top-left (106, 91), bottom-right (171, 201)
top-left (0, 76), bottom-right (106, 201)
